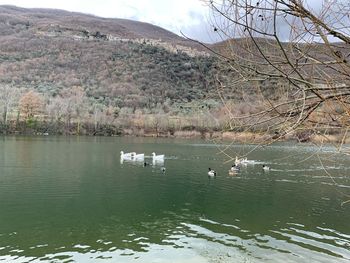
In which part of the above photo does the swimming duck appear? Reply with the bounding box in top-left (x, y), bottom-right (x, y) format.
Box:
top-left (161, 167), bottom-right (166, 173)
top-left (228, 170), bottom-right (238, 176)
top-left (230, 164), bottom-right (240, 172)
top-left (208, 168), bottom-right (217, 176)
top-left (262, 165), bottom-right (270, 171)
top-left (228, 164), bottom-right (239, 175)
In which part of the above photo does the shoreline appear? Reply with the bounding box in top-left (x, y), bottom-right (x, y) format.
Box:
top-left (121, 129), bottom-right (350, 144)
top-left (2, 128), bottom-right (348, 144)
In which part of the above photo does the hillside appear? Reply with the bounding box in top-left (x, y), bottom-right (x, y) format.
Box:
top-left (0, 5), bottom-right (203, 46)
top-left (0, 6), bottom-right (346, 141)
top-left (0, 6), bottom-right (236, 136)
top-left (0, 5), bottom-right (222, 109)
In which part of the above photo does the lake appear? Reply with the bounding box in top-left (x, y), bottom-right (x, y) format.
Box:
top-left (0, 136), bottom-right (349, 262)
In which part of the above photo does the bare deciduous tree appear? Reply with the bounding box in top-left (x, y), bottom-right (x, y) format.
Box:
top-left (47, 96), bottom-right (65, 123)
top-left (203, 0), bottom-right (350, 153)
top-left (60, 86), bottom-right (88, 134)
top-left (0, 85), bottom-right (21, 126)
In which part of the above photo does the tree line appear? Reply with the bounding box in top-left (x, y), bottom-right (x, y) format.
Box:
top-left (0, 85), bottom-right (231, 136)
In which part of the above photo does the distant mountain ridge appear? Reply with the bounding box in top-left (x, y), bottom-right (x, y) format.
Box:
top-left (0, 5), bottom-right (205, 50)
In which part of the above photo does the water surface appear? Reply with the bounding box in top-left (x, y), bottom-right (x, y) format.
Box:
top-left (0, 136), bottom-right (349, 262)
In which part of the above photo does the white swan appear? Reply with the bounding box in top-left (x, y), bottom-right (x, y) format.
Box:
top-left (262, 165), bottom-right (270, 171)
top-left (120, 151), bottom-right (134, 159)
top-left (132, 153), bottom-right (145, 160)
top-left (152, 152), bottom-right (164, 161)
top-left (241, 158), bottom-right (248, 164)
top-left (152, 158), bottom-right (164, 166)
top-left (208, 168), bottom-right (216, 176)
top-left (244, 159), bottom-right (257, 165)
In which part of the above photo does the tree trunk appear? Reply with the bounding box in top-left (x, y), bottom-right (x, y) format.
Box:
top-left (3, 105), bottom-right (7, 125)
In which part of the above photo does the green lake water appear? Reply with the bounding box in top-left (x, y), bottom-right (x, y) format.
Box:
top-left (0, 136), bottom-right (349, 262)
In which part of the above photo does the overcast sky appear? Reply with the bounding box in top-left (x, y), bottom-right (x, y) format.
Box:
top-left (0, 0), bottom-right (220, 43)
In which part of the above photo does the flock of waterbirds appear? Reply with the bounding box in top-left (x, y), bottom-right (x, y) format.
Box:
top-left (208, 156), bottom-right (270, 177)
top-left (120, 151), bottom-right (166, 171)
top-left (121, 151), bottom-right (270, 176)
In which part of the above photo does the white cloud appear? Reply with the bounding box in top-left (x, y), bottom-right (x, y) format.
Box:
top-left (0, 0), bottom-right (216, 42)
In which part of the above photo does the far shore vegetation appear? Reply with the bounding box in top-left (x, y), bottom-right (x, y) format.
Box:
top-left (0, 85), bottom-right (346, 144)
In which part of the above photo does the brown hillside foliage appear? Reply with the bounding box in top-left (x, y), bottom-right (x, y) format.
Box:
top-left (19, 90), bottom-right (43, 119)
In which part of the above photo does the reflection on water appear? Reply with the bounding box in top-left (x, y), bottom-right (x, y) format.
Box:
top-left (0, 137), bottom-right (349, 262)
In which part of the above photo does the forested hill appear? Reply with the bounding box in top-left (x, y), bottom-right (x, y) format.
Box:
top-left (1, 6), bottom-right (340, 140)
top-left (0, 5), bottom-right (221, 109)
